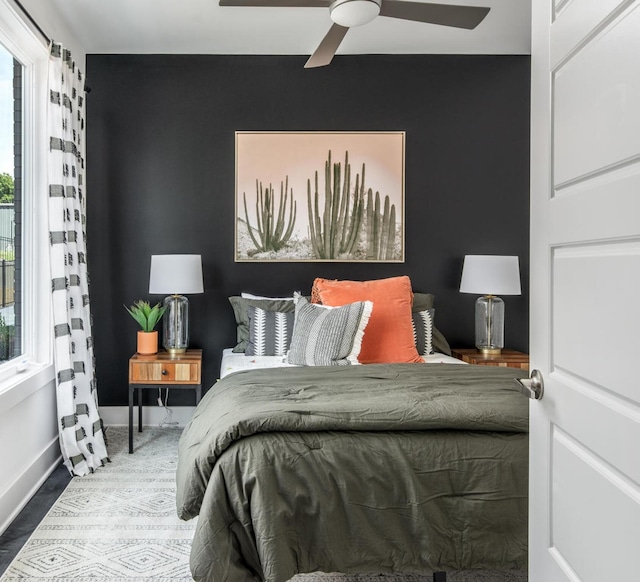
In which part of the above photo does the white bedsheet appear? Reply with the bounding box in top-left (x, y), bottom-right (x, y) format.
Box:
top-left (220, 348), bottom-right (465, 378)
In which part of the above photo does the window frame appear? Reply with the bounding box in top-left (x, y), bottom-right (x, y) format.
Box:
top-left (0, 0), bottom-right (53, 399)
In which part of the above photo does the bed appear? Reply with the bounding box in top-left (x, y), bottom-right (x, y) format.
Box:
top-left (219, 347), bottom-right (466, 379)
top-left (176, 280), bottom-right (529, 581)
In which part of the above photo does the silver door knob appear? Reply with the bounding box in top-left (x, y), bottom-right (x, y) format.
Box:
top-left (515, 369), bottom-right (544, 400)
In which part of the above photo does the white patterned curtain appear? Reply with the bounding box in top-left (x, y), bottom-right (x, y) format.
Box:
top-left (47, 42), bottom-right (108, 475)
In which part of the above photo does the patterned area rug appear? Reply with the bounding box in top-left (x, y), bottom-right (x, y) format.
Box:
top-left (0, 427), bottom-right (527, 582)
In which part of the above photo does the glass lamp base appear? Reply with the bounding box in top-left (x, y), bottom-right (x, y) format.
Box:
top-left (166, 347), bottom-right (187, 355)
top-left (479, 347), bottom-right (502, 355)
top-left (162, 295), bottom-right (190, 353)
top-left (475, 295), bottom-right (505, 354)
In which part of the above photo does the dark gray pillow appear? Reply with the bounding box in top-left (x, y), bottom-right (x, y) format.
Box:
top-left (412, 308), bottom-right (435, 356)
top-left (229, 296), bottom-right (295, 353)
top-left (431, 327), bottom-right (451, 356)
top-left (246, 306), bottom-right (295, 357)
top-left (412, 292), bottom-right (451, 355)
top-left (412, 292), bottom-right (434, 311)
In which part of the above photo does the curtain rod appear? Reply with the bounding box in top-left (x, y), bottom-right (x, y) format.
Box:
top-left (12, 0), bottom-right (51, 45)
top-left (10, 0), bottom-right (91, 93)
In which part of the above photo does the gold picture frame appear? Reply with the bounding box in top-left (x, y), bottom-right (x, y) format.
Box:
top-left (235, 131), bottom-right (405, 263)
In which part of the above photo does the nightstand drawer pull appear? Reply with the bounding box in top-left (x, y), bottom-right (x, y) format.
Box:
top-left (515, 369), bottom-right (544, 400)
top-left (162, 369), bottom-right (168, 375)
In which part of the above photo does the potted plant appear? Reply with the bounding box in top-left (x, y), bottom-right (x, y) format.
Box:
top-left (125, 300), bottom-right (166, 355)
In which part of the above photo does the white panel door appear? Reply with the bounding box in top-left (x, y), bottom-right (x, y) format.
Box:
top-left (529, 0), bottom-right (640, 580)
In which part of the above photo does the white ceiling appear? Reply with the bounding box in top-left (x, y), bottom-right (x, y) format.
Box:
top-left (21, 0), bottom-right (531, 58)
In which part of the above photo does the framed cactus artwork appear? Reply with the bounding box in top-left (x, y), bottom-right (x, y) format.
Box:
top-left (235, 131), bottom-right (405, 262)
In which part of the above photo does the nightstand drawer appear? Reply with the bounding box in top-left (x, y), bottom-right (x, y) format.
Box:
top-left (129, 361), bottom-right (200, 384)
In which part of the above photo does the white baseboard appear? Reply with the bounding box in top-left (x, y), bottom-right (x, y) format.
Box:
top-left (0, 406), bottom-right (196, 535)
top-left (100, 405), bottom-right (196, 428)
top-left (0, 436), bottom-right (62, 536)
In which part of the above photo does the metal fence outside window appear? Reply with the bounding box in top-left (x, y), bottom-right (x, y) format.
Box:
top-left (0, 206), bottom-right (16, 362)
top-left (0, 235), bottom-right (14, 308)
top-left (0, 203), bottom-right (15, 308)
top-left (0, 258), bottom-right (14, 308)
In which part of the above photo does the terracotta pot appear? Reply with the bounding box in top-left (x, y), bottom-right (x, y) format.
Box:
top-left (137, 331), bottom-right (158, 355)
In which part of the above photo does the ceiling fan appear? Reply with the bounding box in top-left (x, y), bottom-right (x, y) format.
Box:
top-left (218, 0), bottom-right (491, 68)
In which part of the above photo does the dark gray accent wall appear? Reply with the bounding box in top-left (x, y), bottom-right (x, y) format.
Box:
top-left (86, 54), bottom-right (530, 406)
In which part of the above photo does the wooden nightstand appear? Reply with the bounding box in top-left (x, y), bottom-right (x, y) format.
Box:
top-left (451, 348), bottom-right (529, 372)
top-left (128, 349), bottom-right (202, 453)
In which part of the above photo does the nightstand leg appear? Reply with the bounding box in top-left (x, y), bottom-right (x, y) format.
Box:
top-left (195, 385), bottom-right (202, 405)
top-left (128, 384), bottom-right (133, 454)
top-left (138, 387), bottom-right (143, 432)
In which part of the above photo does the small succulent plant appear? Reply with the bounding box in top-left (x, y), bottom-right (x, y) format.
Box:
top-left (124, 300), bottom-right (166, 332)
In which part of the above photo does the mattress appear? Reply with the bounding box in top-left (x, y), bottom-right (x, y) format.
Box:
top-left (220, 347), bottom-right (465, 378)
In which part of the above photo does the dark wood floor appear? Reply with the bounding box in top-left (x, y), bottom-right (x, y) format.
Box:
top-left (0, 465), bottom-right (71, 575)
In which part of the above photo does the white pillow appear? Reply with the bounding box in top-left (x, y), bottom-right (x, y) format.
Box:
top-left (241, 292), bottom-right (294, 301)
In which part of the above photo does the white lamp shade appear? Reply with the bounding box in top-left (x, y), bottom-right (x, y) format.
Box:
top-left (149, 254), bottom-right (204, 295)
top-left (460, 255), bottom-right (521, 296)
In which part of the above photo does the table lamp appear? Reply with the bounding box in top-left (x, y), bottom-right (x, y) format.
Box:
top-left (459, 255), bottom-right (521, 355)
top-left (149, 254), bottom-right (204, 355)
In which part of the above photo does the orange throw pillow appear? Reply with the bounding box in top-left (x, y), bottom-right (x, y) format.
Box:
top-left (313, 276), bottom-right (422, 364)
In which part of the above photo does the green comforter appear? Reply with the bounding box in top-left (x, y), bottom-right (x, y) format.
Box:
top-left (177, 364), bottom-right (529, 582)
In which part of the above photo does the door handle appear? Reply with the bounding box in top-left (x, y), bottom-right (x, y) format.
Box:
top-left (515, 369), bottom-right (544, 400)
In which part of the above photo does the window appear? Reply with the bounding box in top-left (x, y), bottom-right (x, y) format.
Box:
top-left (0, 43), bottom-right (20, 363)
top-left (0, 1), bottom-right (50, 388)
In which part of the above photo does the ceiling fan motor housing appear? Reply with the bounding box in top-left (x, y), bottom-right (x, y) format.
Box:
top-left (330, 0), bottom-right (382, 27)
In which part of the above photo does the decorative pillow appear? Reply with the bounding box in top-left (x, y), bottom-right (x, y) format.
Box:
top-left (412, 292), bottom-right (434, 312)
top-left (310, 281), bottom-right (330, 304)
top-left (241, 292), bottom-right (294, 301)
top-left (246, 306), bottom-right (295, 356)
top-left (431, 326), bottom-right (451, 356)
top-left (411, 292), bottom-right (451, 356)
top-left (229, 296), bottom-right (296, 353)
top-left (412, 308), bottom-right (435, 356)
top-left (287, 294), bottom-right (372, 366)
top-left (312, 276), bottom-right (422, 364)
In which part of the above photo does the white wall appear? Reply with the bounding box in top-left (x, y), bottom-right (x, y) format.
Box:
top-left (17, 0), bottom-right (86, 67)
top-left (0, 369), bottom-right (58, 534)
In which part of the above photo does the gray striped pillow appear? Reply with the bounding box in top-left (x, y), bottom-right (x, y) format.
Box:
top-left (412, 308), bottom-right (435, 356)
top-left (287, 294), bottom-right (373, 366)
top-left (246, 306), bottom-right (295, 356)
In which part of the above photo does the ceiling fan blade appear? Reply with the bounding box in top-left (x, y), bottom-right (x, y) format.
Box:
top-left (379, 1), bottom-right (490, 30)
top-left (220, 0), bottom-right (329, 7)
top-left (304, 24), bottom-right (349, 69)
